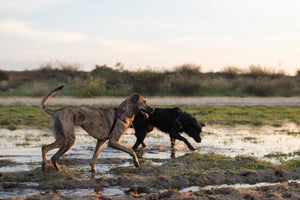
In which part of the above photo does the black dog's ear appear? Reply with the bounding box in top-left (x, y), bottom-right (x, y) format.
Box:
top-left (199, 122), bottom-right (205, 127)
top-left (130, 93), bottom-right (140, 103)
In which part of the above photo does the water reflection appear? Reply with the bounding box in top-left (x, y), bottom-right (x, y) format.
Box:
top-left (1, 123), bottom-right (300, 172)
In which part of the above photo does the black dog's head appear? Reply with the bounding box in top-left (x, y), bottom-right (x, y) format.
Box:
top-left (180, 113), bottom-right (205, 143)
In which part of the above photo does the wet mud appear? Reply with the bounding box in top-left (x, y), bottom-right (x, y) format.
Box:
top-left (1, 124), bottom-right (300, 199)
top-left (1, 153), bottom-right (300, 199)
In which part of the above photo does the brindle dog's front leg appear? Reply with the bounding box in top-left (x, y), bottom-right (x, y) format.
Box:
top-left (108, 141), bottom-right (140, 167)
top-left (90, 139), bottom-right (108, 172)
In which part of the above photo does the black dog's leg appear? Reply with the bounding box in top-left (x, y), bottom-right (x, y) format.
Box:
top-left (170, 131), bottom-right (196, 151)
top-left (170, 137), bottom-right (176, 158)
top-left (132, 128), bottom-right (147, 150)
top-left (170, 137), bottom-right (176, 149)
top-left (141, 141), bottom-right (147, 147)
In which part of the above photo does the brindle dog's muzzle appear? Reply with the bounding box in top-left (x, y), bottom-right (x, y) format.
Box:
top-left (140, 107), bottom-right (154, 119)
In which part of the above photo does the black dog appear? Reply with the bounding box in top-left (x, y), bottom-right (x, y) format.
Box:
top-left (132, 107), bottom-right (205, 151)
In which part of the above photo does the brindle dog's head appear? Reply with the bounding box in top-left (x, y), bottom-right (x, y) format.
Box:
top-left (130, 93), bottom-right (154, 118)
top-left (180, 113), bottom-right (205, 143)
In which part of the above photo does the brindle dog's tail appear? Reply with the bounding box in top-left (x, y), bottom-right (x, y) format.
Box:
top-left (40, 85), bottom-right (64, 116)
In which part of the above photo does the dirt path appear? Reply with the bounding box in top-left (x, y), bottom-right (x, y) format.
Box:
top-left (1, 96), bottom-right (300, 106)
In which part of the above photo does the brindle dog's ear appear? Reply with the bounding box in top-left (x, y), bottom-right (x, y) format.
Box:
top-left (130, 93), bottom-right (140, 103)
top-left (199, 122), bottom-right (205, 127)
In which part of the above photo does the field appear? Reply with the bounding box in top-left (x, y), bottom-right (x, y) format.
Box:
top-left (1, 97), bottom-right (300, 199)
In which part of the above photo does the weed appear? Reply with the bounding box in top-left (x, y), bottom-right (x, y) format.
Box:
top-left (243, 137), bottom-right (258, 143)
top-left (280, 159), bottom-right (300, 169)
top-left (287, 131), bottom-right (300, 135)
top-left (16, 141), bottom-right (31, 146)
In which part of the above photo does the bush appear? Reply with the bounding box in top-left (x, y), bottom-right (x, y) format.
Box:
top-left (174, 64), bottom-right (201, 74)
top-left (74, 77), bottom-right (106, 97)
top-left (0, 69), bottom-right (8, 81)
top-left (247, 65), bottom-right (285, 78)
top-left (37, 61), bottom-right (85, 82)
top-left (200, 77), bottom-right (234, 94)
top-left (276, 77), bottom-right (296, 97)
top-left (242, 78), bottom-right (276, 96)
top-left (169, 75), bottom-right (200, 95)
top-left (90, 64), bottom-right (115, 77)
top-left (107, 84), bottom-right (132, 96)
top-left (131, 70), bottom-right (165, 95)
top-left (221, 66), bottom-right (242, 79)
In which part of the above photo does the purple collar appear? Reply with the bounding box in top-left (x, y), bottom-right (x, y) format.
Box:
top-left (115, 108), bottom-right (132, 123)
top-left (109, 108), bottom-right (132, 135)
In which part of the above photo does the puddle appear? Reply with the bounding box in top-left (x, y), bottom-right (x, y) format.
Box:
top-left (180, 180), bottom-right (300, 192)
top-left (1, 124), bottom-right (300, 198)
top-left (1, 124), bottom-right (300, 173)
top-left (0, 188), bottom-right (39, 198)
top-left (200, 123), bottom-right (300, 162)
top-left (0, 186), bottom-right (130, 198)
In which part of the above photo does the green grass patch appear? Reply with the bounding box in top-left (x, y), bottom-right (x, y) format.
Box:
top-left (1, 105), bottom-right (300, 129)
top-left (111, 152), bottom-right (273, 177)
top-left (175, 105), bottom-right (300, 126)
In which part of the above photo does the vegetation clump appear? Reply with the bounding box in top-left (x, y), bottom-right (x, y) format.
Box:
top-left (1, 62), bottom-right (300, 97)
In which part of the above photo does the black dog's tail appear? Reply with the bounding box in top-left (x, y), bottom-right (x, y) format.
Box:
top-left (40, 85), bottom-right (64, 116)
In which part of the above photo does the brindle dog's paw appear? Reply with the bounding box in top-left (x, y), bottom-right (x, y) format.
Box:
top-left (42, 163), bottom-right (58, 172)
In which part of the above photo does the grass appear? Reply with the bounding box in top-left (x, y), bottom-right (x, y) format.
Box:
top-left (111, 152), bottom-right (273, 176)
top-left (1, 105), bottom-right (300, 129)
top-left (175, 105), bottom-right (300, 126)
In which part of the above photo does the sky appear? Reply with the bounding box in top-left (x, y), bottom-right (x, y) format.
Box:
top-left (0, 0), bottom-right (300, 74)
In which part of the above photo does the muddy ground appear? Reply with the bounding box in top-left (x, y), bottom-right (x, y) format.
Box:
top-left (1, 151), bottom-right (300, 200)
top-left (1, 97), bottom-right (300, 199)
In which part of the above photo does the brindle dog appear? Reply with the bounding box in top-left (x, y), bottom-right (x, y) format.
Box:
top-left (41, 86), bottom-right (153, 171)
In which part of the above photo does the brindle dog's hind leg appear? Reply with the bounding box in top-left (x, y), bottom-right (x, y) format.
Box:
top-left (50, 120), bottom-right (76, 171)
top-left (42, 138), bottom-right (63, 170)
top-left (51, 135), bottom-right (75, 171)
top-left (90, 139), bottom-right (108, 172)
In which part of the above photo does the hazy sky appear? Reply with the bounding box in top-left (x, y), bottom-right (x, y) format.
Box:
top-left (1, 0), bottom-right (300, 74)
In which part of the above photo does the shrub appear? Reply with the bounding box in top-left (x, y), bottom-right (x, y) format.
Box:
top-left (0, 69), bottom-right (8, 81)
top-left (30, 83), bottom-right (50, 97)
top-left (242, 78), bottom-right (276, 96)
top-left (106, 72), bottom-right (131, 87)
top-left (131, 70), bottom-right (165, 95)
top-left (74, 77), bottom-right (105, 97)
top-left (276, 77), bottom-right (296, 97)
top-left (37, 61), bottom-right (84, 82)
top-left (169, 75), bottom-right (200, 95)
top-left (221, 66), bottom-right (242, 79)
top-left (107, 84), bottom-right (132, 96)
top-left (174, 64), bottom-right (202, 74)
top-left (247, 65), bottom-right (286, 78)
top-left (200, 77), bottom-right (234, 94)
top-left (90, 64), bottom-right (115, 77)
